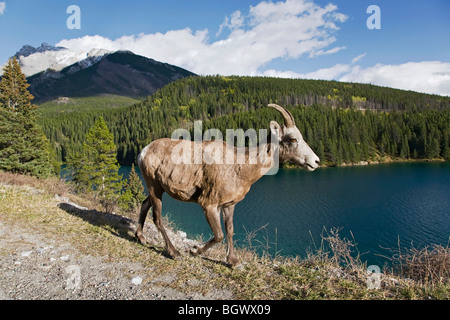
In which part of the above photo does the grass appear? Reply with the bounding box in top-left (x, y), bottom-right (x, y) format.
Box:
top-left (0, 170), bottom-right (448, 300)
top-left (36, 95), bottom-right (140, 116)
top-left (380, 238), bottom-right (450, 299)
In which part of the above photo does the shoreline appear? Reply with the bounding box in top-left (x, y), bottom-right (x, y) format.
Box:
top-left (283, 157), bottom-right (446, 169)
top-left (337, 157), bottom-right (446, 167)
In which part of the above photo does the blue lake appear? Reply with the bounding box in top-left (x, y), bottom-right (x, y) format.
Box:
top-left (121, 162), bottom-right (449, 266)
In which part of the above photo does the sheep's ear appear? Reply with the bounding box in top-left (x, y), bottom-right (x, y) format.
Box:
top-left (270, 121), bottom-right (283, 141)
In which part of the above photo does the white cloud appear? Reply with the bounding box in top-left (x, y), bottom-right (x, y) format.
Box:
top-left (56, 0), bottom-right (347, 76)
top-left (264, 60), bottom-right (450, 96)
top-left (0, 2), bottom-right (6, 15)
top-left (53, 0), bottom-right (449, 96)
top-left (217, 10), bottom-right (244, 36)
top-left (264, 63), bottom-right (350, 80)
top-left (313, 46), bottom-right (346, 57)
top-left (304, 64), bottom-right (351, 80)
top-left (339, 61), bottom-right (450, 96)
top-left (351, 53), bottom-right (366, 65)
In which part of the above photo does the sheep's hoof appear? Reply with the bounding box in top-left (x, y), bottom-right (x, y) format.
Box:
top-left (168, 248), bottom-right (181, 259)
top-left (190, 246), bottom-right (200, 257)
top-left (231, 263), bottom-right (244, 271)
top-left (172, 253), bottom-right (183, 261)
top-left (135, 233), bottom-right (146, 245)
top-left (228, 256), bottom-right (242, 269)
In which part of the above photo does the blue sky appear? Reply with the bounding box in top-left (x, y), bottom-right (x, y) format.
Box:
top-left (1, 0), bottom-right (449, 95)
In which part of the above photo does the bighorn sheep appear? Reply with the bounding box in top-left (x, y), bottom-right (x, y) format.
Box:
top-left (136, 104), bottom-right (320, 268)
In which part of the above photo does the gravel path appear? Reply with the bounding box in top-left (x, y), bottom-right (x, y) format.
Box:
top-left (0, 189), bottom-right (233, 300)
top-left (1, 221), bottom-right (184, 299)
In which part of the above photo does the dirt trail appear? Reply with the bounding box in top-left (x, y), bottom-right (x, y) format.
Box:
top-left (0, 184), bottom-right (233, 300)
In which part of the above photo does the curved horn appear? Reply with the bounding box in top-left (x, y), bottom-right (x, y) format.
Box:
top-left (268, 104), bottom-right (295, 128)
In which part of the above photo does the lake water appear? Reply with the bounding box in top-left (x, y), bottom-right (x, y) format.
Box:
top-left (120, 162), bottom-right (450, 266)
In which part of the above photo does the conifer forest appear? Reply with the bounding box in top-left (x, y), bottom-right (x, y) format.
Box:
top-left (37, 76), bottom-right (450, 167)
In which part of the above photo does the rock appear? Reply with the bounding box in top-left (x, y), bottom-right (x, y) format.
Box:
top-left (131, 276), bottom-right (143, 285)
top-left (177, 231), bottom-right (187, 239)
top-left (21, 251), bottom-right (33, 257)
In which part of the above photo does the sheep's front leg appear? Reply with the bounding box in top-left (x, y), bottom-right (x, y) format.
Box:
top-left (190, 205), bottom-right (223, 257)
top-left (151, 187), bottom-right (180, 258)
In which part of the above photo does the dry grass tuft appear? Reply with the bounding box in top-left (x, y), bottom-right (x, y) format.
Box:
top-left (382, 239), bottom-right (450, 288)
top-left (313, 227), bottom-right (363, 269)
top-left (0, 170), bottom-right (71, 196)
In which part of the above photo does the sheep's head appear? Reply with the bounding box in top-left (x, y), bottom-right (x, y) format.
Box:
top-left (268, 104), bottom-right (320, 172)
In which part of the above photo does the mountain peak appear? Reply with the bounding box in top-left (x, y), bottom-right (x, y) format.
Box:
top-left (7, 43), bottom-right (112, 77)
top-left (27, 49), bottom-right (195, 101)
top-left (6, 42), bottom-right (195, 100)
top-left (14, 43), bottom-right (66, 59)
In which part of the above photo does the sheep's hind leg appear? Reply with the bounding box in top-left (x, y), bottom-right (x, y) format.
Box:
top-left (190, 205), bottom-right (223, 257)
top-left (135, 196), bottom-right (152, 244)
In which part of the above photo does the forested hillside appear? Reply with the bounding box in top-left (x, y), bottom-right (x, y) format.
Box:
top-left (38, 76), bottom-right (450, 166)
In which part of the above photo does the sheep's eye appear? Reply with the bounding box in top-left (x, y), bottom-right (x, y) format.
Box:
top-left (290, 138), bottom-right (297, 143)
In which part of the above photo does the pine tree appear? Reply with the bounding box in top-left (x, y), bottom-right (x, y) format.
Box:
top-left (442, 132), bottom-right (450, 161)
top-left (67, 116), bottom-right (123, 212)
top-left (0, 57), bottom-right (36, 115)
top-left (0, 57), bottom-right (55, 177)
top-left (120, 164), bottom-right (146, 213)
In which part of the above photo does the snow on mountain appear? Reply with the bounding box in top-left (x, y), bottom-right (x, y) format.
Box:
top-left (26, 50), bottom-right (196, 101)
top-left (1, 43), bottom-right (111, 77)
top-left (2, 43), bottom-right (195, 101)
